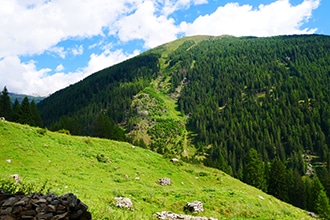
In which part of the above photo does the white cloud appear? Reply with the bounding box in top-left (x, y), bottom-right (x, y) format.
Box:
top-left (162, 0), bottom-right (208, 16)
top-left (0, 0), bottom-right (139, 58)
top-left (0, 50), bottom-right (140, 96)
top-left (0, 0), bottom-right (321, 96)
top-left (48, 46), bottom-right (66, 59)
top-left (55, 64), bottom-right (64, 72)
top-left (71, 45), bottom-right (84, 56)
top-left (113, 1), bottom-right (179, 48)
top-left (180, 0), bottom-right (320, 37)
top-left (83, 49), bottom-right (140, 75)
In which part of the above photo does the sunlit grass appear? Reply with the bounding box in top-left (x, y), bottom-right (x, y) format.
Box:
top-left (0, 120), bottom-right (312, 219)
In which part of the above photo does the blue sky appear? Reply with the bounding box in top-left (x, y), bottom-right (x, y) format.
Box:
top-left (0, 0), bottom-right (328, 96)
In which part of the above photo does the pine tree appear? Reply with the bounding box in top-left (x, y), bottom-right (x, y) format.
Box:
top-left (18, 97), bottom-right (33, 125)
top-left (243, 148), bottom-right (266, 191)
top-left (30, 100), bottom-right (42, 127)
top-left (315, 189), bottom-right (330, 219)
top-left (0, 86), bottom-right (12, 120)
top-left (268, 158), bottom-right (289, 202)
top-left (12, 99), bottom-right (20, 122)
top-left (288, 169), bottom-right (305, 209)
top-left (311, 177), bottom-right (330, 218)
top-left (93, 113), bottom-right (113, 139)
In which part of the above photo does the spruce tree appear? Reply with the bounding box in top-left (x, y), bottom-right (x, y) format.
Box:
top-left (93, 113), bottom-right (113, 139)
top-left (243, 148), bottom-right (266, 191)
top-left (268, 158), bottom-right (289, 202)
top-left (12, 99), bottom-right (20, 122)
top-left (315, 190), bottom-right (330, 219)
top-left (0, 86), bottom-right (12, 120)
top-left (18, 97), bottom-right (33, 125)
top-left (30, 100), bottom-right (42, 127)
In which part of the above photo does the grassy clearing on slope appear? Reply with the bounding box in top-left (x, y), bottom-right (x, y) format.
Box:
top-left (0, 121), bottom-right (312, 219)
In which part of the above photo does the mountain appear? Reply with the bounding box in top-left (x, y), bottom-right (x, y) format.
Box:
top-left (37, 34), bottom-right (330, 215)
top-left (9, 92), bottom-right (45, 104)
top-left (0, 120), bottom-right (314, 219)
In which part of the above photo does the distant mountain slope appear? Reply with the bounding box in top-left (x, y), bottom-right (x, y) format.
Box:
top-left (0, 120), bottom-right (313, 219)
top-left (9, 92), bottom-right (45, 104)
top-left (38, 34), bottom-right (330, 161)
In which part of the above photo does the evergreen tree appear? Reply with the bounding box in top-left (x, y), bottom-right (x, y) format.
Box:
top-left (93, 113), bottom-right (126, 141)
top-left (30, 100), bottom-right (42, 127)
top-left (315, 189), bottom-right (330, 219)
top-left (243, 148), bottom-right (266, 191)
top-left (51, 116), bottom-right (81, 135)
top-left (268, 158), bottom-right (289, 202)
top-left (311, 177), bottom-right (330, 218)
top-left (288, 169), bottom-right (305, 209)
top-left (18, 97), bottom-right (33, 125)
top-left (0, 86), bottom-right (12, 120)
top-left (12, 99), bottom-right (20, 122)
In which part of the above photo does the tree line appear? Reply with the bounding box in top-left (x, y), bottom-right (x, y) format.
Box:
top-left (0, 86), bottom-right (42, 127)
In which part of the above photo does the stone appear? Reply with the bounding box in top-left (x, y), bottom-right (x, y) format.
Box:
top-left (158, 178), bottom-right (171, 186)
top-left (184, 200), bottom-right (204, 213)
top-left (114, 197), bottom-right (133, 209)
top-left (154, 211), bottom-right (217, 220)
top-left (0, 192), bottom-right (91, 219)
top-left (170, 158), bottom-right (179, 162)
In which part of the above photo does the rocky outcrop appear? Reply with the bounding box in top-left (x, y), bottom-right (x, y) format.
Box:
top-left (0, 191), bottom-right (91, 219)
top-left (154, 211), bottom-right (217, 220)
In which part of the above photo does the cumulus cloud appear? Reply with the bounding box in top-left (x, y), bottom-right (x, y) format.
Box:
top-left (0, 0), bottom-right (137, 57)
top-left (113, 1), bottom-right (179, 48)
top-left (180, 0), bottom-right (320, 37)
top-left (55, 64), bottom-right (64, 72)
top-left (0, 50), bottom-right (139, 96)
top-left (83, 49), bottom-right (140, 76)
top-left (70, 45), bottom-right (84, 56)
top-left (0, 0), bottom-right (321, 95)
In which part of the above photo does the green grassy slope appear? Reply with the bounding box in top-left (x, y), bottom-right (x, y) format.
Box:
top-left (0, 120), bottom-right (312, 219)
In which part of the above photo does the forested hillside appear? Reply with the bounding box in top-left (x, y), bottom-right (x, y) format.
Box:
top-left (37, 34), bottom-right (330, 216)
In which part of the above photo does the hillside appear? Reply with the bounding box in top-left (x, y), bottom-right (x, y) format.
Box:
top-left (36, 34), bottom-right (330, 215)
top-left (0, 120), bottom-right (313, 219)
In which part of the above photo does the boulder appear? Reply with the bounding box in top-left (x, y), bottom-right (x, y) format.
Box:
top-left (154, 211), bottom-right (217, 220)
top-left (184, 200), bottom-right (204, 213)
top-left (158, 178), bottom-right (171, 186)
top-left (114, 197), bottom-right (133, 209)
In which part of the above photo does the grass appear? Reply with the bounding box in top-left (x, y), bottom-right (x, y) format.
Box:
top-left (0, 120), bottom-right (313, 219)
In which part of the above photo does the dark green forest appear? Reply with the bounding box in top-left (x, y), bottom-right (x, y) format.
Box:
top-left (37, 54), bottom-right (159, 140)
top-left (29, 34), bottom-right (330, 216)
top-left (171, 35), bottom-right (330, 216)
top-left (0, 87), bottom-right (42, 127)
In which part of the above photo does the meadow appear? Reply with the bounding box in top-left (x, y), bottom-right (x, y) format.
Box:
top-left (0, 120), bottom-right (312, 219)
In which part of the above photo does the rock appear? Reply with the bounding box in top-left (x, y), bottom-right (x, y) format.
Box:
top-left (154, 211), bottom-right (217, 220)
top-left (114, 197), bottom-right (133, 209)
top-left (158, 178), bottom-right (171, 186)
top-left (0, 191), bottom-right (91, 219)
top-left (258, 195), bottom-right (264, 200)
top-left (170, 158), bottom-right (179, 162)
top-left (10, 174), bottom-right (21, 183)
top-left (184, 200), bottom-right (204, 213)
top-left (307, 211), bottom-right (318, 218)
